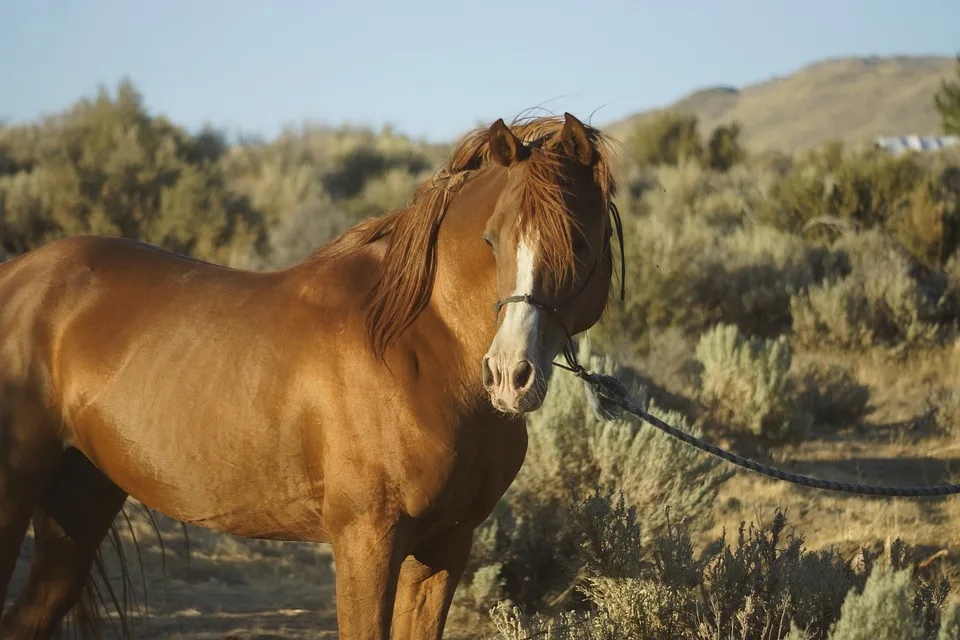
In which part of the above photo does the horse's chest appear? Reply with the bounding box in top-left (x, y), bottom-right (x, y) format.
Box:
top-left (399, 418), bottom-right (528, 532)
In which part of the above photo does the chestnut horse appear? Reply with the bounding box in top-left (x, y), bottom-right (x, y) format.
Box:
top-left (0, 112), bottom-right (620, 638)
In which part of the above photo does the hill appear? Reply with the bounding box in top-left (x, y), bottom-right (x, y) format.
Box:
top-left (605, 55), bottom-right (957, 153)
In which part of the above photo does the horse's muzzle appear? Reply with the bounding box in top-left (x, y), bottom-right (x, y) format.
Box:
top-left (482, 354), bottom-right (547, 413)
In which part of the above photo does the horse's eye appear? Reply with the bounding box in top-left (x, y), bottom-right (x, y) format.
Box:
top-left (573, 235), bottom-right (589, 255)
top-left (483, 233), bottom-right (495, 250)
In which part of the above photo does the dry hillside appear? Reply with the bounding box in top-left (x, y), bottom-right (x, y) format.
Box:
top-left (605, 55), bottom-right (957, 153)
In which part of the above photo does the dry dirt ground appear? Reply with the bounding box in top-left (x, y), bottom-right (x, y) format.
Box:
top-left (4, 345), bottom-right (960, 638)
top-left (6, 508), bottom-right (341, 639)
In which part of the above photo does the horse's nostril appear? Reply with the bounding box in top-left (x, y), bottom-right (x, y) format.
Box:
top-left (512, 360), bottom-right (534, 391)
top-left (482, 357), bottom-right (494, 388)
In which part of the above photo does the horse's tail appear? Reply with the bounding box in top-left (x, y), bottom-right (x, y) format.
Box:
top-left (60, 503), bottom-right (182, 640)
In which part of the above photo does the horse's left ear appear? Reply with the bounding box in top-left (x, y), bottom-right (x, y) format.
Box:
top-left (489, 118), bottom-right (530, 167)
top-left (560, 112), bottom-right (594, 166)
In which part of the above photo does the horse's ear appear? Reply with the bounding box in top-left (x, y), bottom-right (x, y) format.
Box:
top-left (560, 112), bottom-right (594, 166)
top-left (488, 118), bottom-right (529, 167)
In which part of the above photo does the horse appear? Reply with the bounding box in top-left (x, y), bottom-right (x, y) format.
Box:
top-left (0, 112), bottom-right (621, 638)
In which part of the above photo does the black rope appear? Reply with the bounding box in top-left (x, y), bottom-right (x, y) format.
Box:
top-left (577, 371), bottom-right (960, 498)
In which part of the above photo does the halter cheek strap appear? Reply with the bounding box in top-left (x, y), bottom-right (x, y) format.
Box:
top-left (491, 202), bottom-right (626, 374)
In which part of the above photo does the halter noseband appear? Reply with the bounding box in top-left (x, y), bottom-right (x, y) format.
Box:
top-left (492, 202), bottom-right (626, 375)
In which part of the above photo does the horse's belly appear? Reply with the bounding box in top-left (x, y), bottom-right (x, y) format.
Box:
top-left (67, 398), bottom-right (325, 542)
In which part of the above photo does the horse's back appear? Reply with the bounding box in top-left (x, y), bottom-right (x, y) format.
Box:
top-left (0, 235), bottom-right (269, 382)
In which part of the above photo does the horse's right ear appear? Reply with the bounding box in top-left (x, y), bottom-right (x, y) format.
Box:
top-left (488, 118), bottom-right (529, 167)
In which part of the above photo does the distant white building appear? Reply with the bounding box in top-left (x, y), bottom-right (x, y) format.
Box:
top-left (874, 135), bottom-right (960, 155)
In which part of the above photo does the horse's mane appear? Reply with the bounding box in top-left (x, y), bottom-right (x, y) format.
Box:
top-left (311, 114), bottom-right (618, 362)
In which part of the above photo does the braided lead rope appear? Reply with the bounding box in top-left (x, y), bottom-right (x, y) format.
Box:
top-left (576, 371), bottom-right (960, 498)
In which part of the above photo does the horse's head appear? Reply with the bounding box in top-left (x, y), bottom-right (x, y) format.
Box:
top-left (480, 113), bottom-right (618, 414)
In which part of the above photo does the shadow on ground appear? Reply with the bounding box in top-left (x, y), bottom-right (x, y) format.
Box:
top-left (4, 503), bottom-right (341, 639)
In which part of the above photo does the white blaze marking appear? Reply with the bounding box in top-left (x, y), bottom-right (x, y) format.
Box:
top-left (515, 238), bottom-right (535, 296)
top-left (497, 237), bottom-right (540, 356)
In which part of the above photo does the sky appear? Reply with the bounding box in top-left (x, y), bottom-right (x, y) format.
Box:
top-left (1, 0), bottom-right (958, 144)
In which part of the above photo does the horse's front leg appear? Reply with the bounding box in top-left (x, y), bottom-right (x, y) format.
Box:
top-left (330, 512), bottom-right (409, 639)
top-left (390, 526), bottom-right (473, 639)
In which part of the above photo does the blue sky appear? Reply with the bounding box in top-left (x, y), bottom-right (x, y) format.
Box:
top-left (1, 0), bottom-right (957, 143)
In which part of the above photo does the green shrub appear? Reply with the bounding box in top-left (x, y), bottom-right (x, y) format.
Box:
top-left (828, 567), bottom-right (927, 640)
top-left (758, 144), bottom-right (926, 236)
top-left (0, 168), bottom-right (56, 256)
top-left (489, 503), bottom-right (955, 640)
top-left (629, 112), bottom-right (703, 168)
top-left (889, 176), bottom-right (960, 270)
top-left (796, 363), bottom-right (872, 428)
top-left (693, 324), bottom-right (813, 440)
top-left (321, 131), bottom-right (432, 200)
top-left (641, 159), bottom-right (717, 220)
top-left (626, 111), bottom-right (747, 175)
top-left (221, 149), bottom-right (324, 227)
top-left (827, 539), bottom-right (951, 640)
top-left (597, 213), bottom-right (848, 351)
top-left (639, 160), bottom-right (764, 229)
top-left (0, 80), bottom-right (266, 265)
top-left (219, 121), bottom-right (445, 267)
top-left (589, 398), bottom-right (732, 538)
top-left (342, 166), bottom-right (430, 220)
top-left (712, 226), bottom-right (850, 337)
top-left (492, 504), bottom-right (952, 640)
top-left (939, 602), bottom-right (960, 640)
top-left (247, 195), bottom-right (356, 270)
top-left (934, 54), bottom-right (960, 135)
top-left (827, 151), bottom-right (926, 227)
top-left (789, 230), bottom-right (946, 351)
top-left (596, 214), bottom-right (716, 343)
top-left (704, 121), bottom-right (747, 173)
